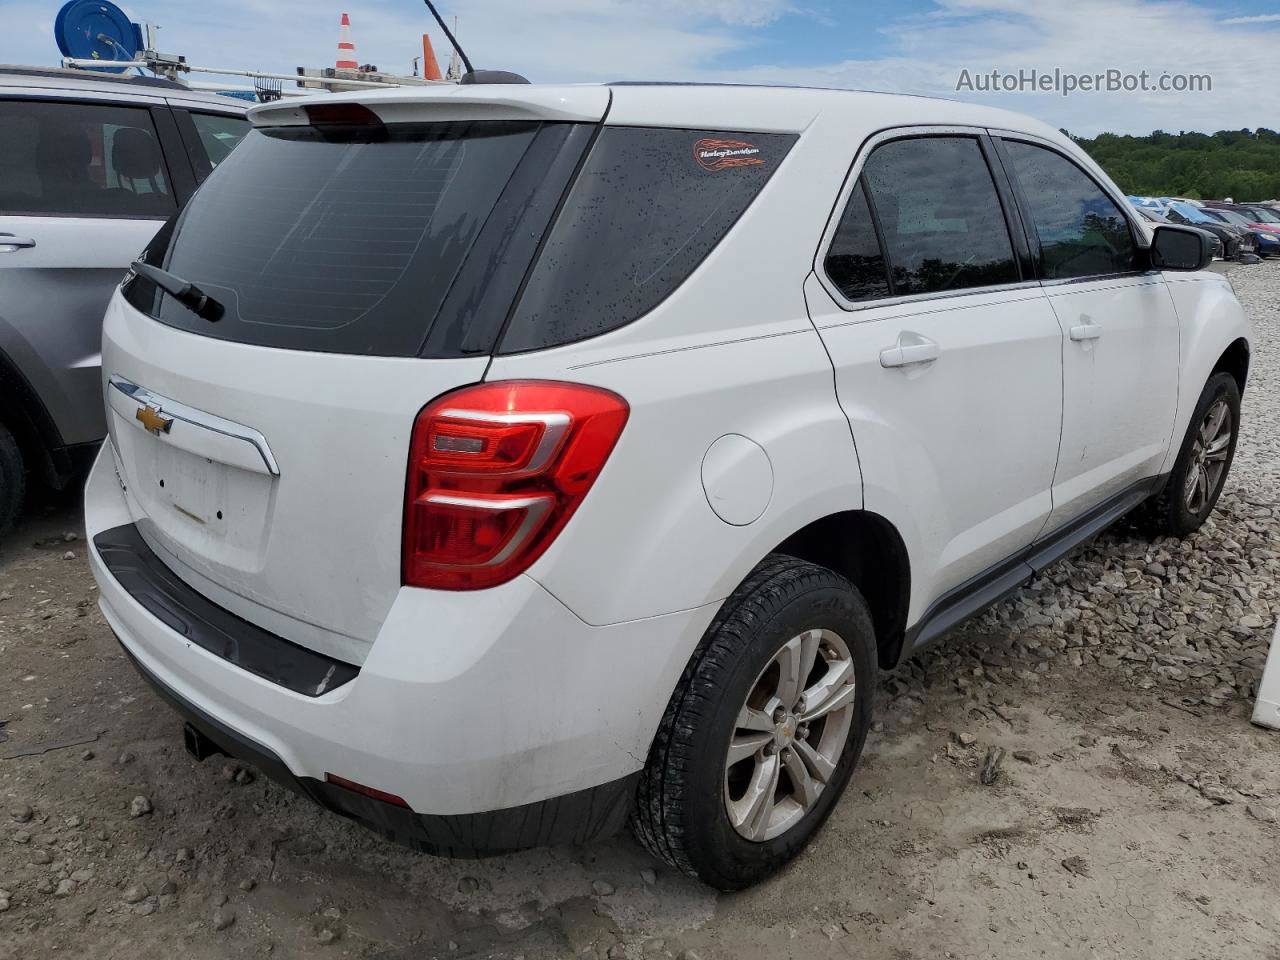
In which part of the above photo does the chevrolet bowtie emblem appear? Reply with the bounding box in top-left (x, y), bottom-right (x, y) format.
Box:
top-left (135, 404), bottom-right (173, 435)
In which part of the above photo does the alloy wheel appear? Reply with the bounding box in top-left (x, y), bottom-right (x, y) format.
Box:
top-left (723, 628), bottom-right (857, 842)
top-left (1184, 398), bottom-right (1233, 515)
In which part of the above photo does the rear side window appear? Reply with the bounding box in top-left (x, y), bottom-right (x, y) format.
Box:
top-left (0, 99), bottom-right (175, 218)
top-left (1001, 140), bottom-right (1137, 280)
top-left (859, 136), bottom-right (1019, 297)
top-left (824, 180), bottom-right (891, 301)
top-left (134, 120), bottom-right (543, 357)
top-left (187, 112), bottom-right (250, 178)
top-left (499, 127), bottom-right (796, 354)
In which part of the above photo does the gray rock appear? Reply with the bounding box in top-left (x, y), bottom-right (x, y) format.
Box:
top-left (136, 900), bottom-right (156, 917)
top-left (123, 884), bottom-right (148, 904)
top-left (1012, 750), bottom-right (1040, 765)
top-left (158, 879), bottom-right (177, 896)
top-left (9, 804), bottom-right (33, 824)
top-left (129, 796), bottom-right (152, 818)
top-left (54, 879), bottom-right (77, 897)
top-left (639, 868), bottom-right (657, 885)
top-left (316, 927), bottom-right (339, 944)
top-left (12, 831), bottom-right (30, 844)
top-left (457, 875), bottom-right (479, 894)
top-left (1246, 804), bottom-right (1277, 823)
top-left (954, 731), bottom-right (977, 747)
top-left (117, 751), bottom-right (136, 765)
top-left (81, 750), bottom-right (94, 761)
top-left (31, 848), bottom-right (51, 865)
top-left (591, 879), bottom-right (616, 897)
top-left (35, 879), bottom-right (55, 895)
top-left (211, 907), bottom-right (235, 931)
top-left (0, 898), bottom-right (9, 913)
top-left (238, 877), bottom-right (256, 892)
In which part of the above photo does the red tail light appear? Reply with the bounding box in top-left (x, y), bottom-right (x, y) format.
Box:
top-left (403, 381), bottom-right (629, 590)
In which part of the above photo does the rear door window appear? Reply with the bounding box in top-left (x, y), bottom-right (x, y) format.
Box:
top-left (130, 120), bottom-right (546, 357)
top-left (1000, 140), bottom-right (1137, 280)
top-left (184, 111), bottom-right (250, 181)
top-left (823, 180), bottom-right (892, 301)
top-left (858, 136), bottom-right (1019, 297)
top-left (0, 99), bottom-right (176, 218)
top-left (499, 126), bottom-right (796, 353)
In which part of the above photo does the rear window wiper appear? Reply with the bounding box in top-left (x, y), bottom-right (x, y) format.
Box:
top-left (129, 261), bottom-right (225, 322)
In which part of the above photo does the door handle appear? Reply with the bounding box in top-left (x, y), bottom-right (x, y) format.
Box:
top-left (1069, 323), bottom-right (1103, 341)
top-left (0, 233), bottom-right (36, 252)
top-left (880, 334), bottom-right (941, 369)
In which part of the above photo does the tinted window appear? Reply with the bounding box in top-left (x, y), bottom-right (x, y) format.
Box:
top-left (1003, 140), bottom-right (1136, 279)
top-left (500, 127), bottom-right (795, 353)
top-left (190, 112), bottom-right (249, 173)
top-left (134, 121), bottom-right (543, 357)
top-left (861, 137), bottom-right (1019, 296)
top-left (824, 180), bottom-right (891, 301)
top-left (0, 99), bottom-right (175, 218)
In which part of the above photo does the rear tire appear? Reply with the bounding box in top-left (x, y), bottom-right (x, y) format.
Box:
top-left (0, 422), bottom-right (25, 536)
top-left (632, 554), bottom-right (876, 890)
top-left (1138, 372), bottom-right (1240, 538)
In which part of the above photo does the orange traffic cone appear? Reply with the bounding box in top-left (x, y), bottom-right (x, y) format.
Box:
top-left (336, 13), bottom-right (358, 70)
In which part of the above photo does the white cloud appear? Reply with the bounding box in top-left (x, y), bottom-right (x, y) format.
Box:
top-left (5, 0), bottom-right (1276, 135)
top-left (1220, 13), bottom-right (1280, 24)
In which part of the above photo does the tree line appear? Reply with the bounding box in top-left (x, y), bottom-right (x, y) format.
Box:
top-left (1069, 128), bottom-right (1280, 201)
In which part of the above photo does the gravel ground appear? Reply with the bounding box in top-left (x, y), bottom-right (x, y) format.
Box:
top-left (1, 262), bottom-right (1278, 960)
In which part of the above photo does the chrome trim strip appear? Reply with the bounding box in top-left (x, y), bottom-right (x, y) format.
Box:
top-left (108, 376), bottom-right (280, 476)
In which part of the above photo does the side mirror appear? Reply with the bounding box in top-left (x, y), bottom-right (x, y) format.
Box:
top-left (1149, 224), bottom-right (1212, 271)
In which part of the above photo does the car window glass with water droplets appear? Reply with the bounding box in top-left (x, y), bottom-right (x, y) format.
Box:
top-left (500, 127), bottom-right (796, 353)
top-left (1003, 140), bottom-right (1137, 280)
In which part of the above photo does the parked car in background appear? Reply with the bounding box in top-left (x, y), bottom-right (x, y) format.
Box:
top-left (86, 83), bottom-right (1251, 889)
top-left (1229, 203), bottom-right (1280, 235)
top-left (1133, 205), bottom-right (1223, 259)
top-left (1159, 200), bottom-right (1255, 259)
top-left (0, 66), bottom-right (248, 533)
top-left (1141, 203), bottom-right (1228, 261)
top-left (1198, 206), bottom-right (1280, 257)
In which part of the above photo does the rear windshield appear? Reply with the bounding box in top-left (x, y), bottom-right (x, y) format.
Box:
top-left (499, 126), bottom-right (796, 353)
top-left (128, 120), bottom-right (543, 356)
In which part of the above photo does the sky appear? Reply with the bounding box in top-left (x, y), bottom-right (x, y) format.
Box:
top-left (6, 0), bottom-right (1279, 136)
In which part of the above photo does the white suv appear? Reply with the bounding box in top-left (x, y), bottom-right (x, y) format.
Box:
top-left (85, 84), bottom-right (1252, 890)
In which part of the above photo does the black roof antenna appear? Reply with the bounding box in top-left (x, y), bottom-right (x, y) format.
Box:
top-left (421, 0), bottom-right (530, 84)
top-left (422, 0), bottom-right (473, 75)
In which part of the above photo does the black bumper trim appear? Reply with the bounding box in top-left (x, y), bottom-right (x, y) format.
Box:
top-left (94, 523), bottom-right (359, 697)
top-left (119, 642), bottom-right (639, 858)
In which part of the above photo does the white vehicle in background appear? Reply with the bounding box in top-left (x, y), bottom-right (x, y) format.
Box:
top-left (86, 83), bottom-right (1251, 889)
top-left (0, 66), bottom-right (248, 533)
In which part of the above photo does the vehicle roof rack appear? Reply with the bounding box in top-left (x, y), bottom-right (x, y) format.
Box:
top-left (0, 64), bottom-right (187, 90)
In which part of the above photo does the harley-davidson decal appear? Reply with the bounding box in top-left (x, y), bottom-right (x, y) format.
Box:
top-left (693, 138), bottom-right (764, 171)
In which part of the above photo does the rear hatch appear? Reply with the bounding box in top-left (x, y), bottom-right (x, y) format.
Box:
top-left (102, 88), bottom-right (608, 664)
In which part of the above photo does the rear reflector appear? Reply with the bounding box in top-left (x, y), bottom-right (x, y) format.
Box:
top-left (324, 772), bottom-right (410, 808)
top-left (403, 381), bottom-right (629, 590)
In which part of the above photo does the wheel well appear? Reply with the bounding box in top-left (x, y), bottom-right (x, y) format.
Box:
top-left (774, 511), bottom-right (910, 670)
top-left (0, 346), bottom-right (67, 488)
top-left (1212, 338), bottom-right (1250, 395)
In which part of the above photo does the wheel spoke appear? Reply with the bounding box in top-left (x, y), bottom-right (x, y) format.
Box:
top-left (726, 732), bottom-right (772, 766)
top-left (794, 738), bottom-right (836, 785)
top-left (799, 659), bottom-right (856, 722)
top-left (783, 747), bottom-right (820, 809)
top-left (775, 630), bottom-right (821, 710)
top-left (1203, 403), bottom-right (1228, 444)
top-left (736, 704), bottom-right (775, 734)
top-left (1204, 432), bottom-right (1231, 461)
top-left (729, 753), bottom-right (780, 840)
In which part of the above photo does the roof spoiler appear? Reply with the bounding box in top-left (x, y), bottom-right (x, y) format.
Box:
top-left (249, 85), bottom-right (610, 126)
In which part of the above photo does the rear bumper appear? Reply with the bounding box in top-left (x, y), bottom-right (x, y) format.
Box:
top-left (85, 443), bottom-right (715, 853)
top-left (120, 640), bottom-right (638, 857)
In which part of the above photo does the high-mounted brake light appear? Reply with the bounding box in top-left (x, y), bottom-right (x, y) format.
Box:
top-left (402, 381), bottom-right (629, 590)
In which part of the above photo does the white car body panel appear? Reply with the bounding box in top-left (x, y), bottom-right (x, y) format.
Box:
top-left (1042, 273), bottom-right (1181, 529)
